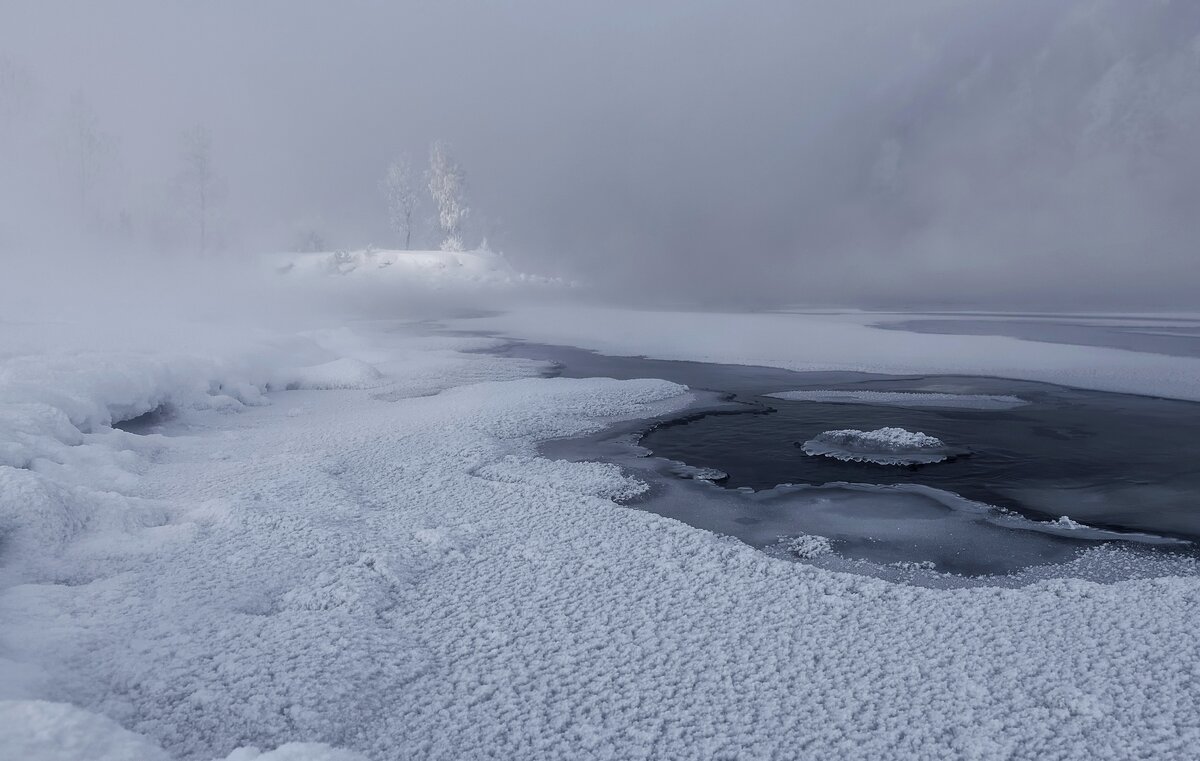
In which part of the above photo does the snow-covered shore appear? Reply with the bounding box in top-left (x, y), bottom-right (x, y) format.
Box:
top-left (452, 305), bottom-right (1200, 401)
top-left (2, 304), bottom-right (1199, 759)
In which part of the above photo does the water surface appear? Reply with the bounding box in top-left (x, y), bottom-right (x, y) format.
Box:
top-left (500, 341), bottom-right (1200, 580)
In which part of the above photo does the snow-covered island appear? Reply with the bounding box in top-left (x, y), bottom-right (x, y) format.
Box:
top-left (801, 427), bottom-right (960, 465)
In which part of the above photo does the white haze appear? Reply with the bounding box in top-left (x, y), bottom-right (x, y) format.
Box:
top-left (1, 0), bottom-right (1198, 310)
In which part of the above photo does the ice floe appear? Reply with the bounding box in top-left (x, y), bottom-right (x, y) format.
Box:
top-left (664, 461), bottom-right (729, 482)
top-left (801, 427), bottom-right (960, 465)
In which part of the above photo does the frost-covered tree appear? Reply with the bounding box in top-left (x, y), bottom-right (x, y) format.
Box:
top-left (426, 140), bottom-right (469, 251)
top-left (176, 126), bottom-right (224, 255)
top-left (381, 154), bottom-right (419, 250)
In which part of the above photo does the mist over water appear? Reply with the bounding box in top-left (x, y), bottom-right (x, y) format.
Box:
top-left (2, 1), bottom-right (1198, 309)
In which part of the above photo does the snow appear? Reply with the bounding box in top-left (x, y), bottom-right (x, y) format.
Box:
top-left (2, 306), bottom-right (1200, 759)
top-left (270, 247), bottom-right (565, 290)
top-left (0, 700), bottom-right (172, 761)
top-left (767, 389), bottom-right (1029, 409)
top-left (801, 427), bottom-right (957, 465)
top-left (452, 305), bottom-right (1200, 401)
top-left (0, 701), bottom-right (365, 761)
top-left (285, 358), bottom-right (385, 390)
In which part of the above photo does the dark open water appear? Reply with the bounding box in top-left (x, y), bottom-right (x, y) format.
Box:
top-left (499, 340), bottom-right (1200, 580)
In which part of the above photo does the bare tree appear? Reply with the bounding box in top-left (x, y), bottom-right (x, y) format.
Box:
top-left (426, 140), bottom-right (469, 251)
top-left (381, 154), bottom-right (419, 249)
top-left (293, 227), bottom-right (328, 253)
top-left (65, 92), bottom-right (113, 228)
top-left (176, 126), bottom-right (223, 255)
top-left (0, 57), bottom-right (35, 133)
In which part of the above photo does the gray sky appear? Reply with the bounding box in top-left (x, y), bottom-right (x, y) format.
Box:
top-left (2, 1), bottom-right (1198, 308)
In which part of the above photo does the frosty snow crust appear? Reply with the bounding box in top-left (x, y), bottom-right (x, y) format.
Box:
top-left (801, 426), bottom-right (957, 465)
top-left (3, 316), bottom-right (1199, 760)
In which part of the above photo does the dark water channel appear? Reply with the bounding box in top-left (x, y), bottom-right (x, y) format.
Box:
top-left (499, 341), bottom-right (1200, 581)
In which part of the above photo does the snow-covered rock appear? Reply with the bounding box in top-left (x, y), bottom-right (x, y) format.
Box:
top-left (801, 426), bottom-right (958, 465)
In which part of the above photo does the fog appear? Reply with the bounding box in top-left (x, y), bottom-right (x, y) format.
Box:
top-left (2, 1), bottom-right (1198, 309)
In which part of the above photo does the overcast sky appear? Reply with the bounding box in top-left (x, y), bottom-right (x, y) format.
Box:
top-left (2, 1), bottom-right (1198, 308)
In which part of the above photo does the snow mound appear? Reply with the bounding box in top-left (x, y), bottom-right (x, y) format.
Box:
top-left (285, 358), bottom-right (385, 390)
top-left (767, 389), bottom-right (1028, 409)
top-left (801, 427), bottom-right (958, 465)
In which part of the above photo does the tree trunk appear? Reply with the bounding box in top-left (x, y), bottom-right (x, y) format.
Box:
top-left (199, 186), bottom-right (206, 256)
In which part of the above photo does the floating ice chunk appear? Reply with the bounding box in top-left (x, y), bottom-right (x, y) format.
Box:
top-left (666, 461), bottom-right (729, 482)
top-left (801, 427), bottom-right (958, 465)
top-left (1055, 515), bottom-right (1085, 530)
top-left (766, 389), bottom-right (1028, 409)
top-left (786, 534), bottom-right (833, 559)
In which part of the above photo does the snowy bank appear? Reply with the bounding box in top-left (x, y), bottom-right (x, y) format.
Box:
top-left (269, 248), bottom-right (565, 301)
top-left (452, 305), bottom-right (1200, 401)
top-left (251, 248), bottom-right (571, 319)
top-left (3, 313), bottom-right (1200, 759)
